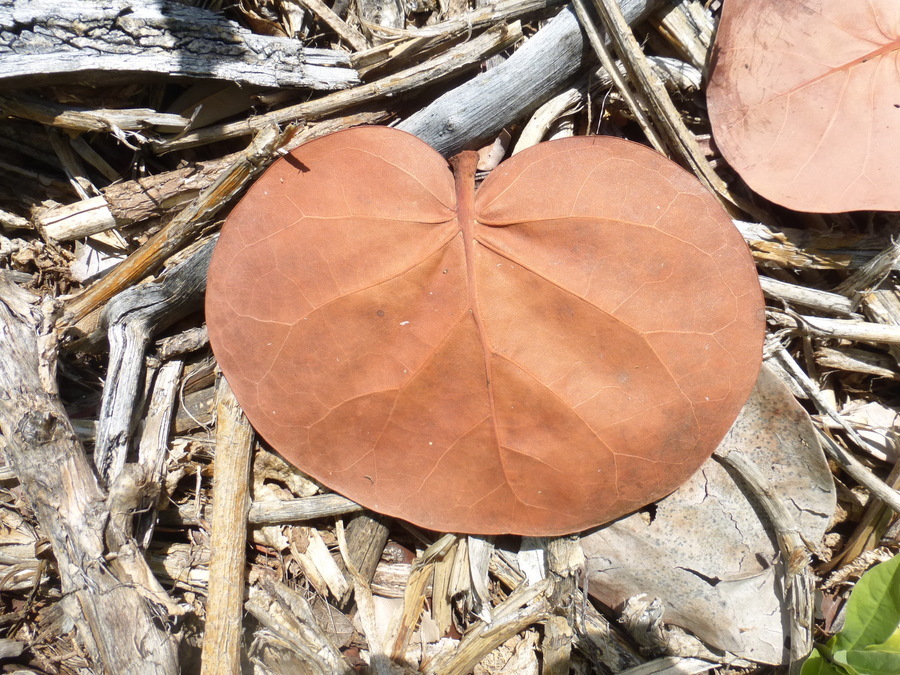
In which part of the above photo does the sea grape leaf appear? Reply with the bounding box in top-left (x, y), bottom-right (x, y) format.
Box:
top-left (707, 0), bottom-right (900, 213)
top-left (803, 555), bottom-right (900, 674)
top-left (801, 649), bottom-right (843, 675)
top-left (582, 364), bottom-right (836, 664)
top-left (832, 553), bottom-right (900, 652)
top-left (205, 125), bottom-right (764, 535)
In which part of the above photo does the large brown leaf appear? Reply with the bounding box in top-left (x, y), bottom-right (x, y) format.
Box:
top-left (707, 0), bottom-right (900, 213)
top-left (206, 126), bottom-right (764, 535)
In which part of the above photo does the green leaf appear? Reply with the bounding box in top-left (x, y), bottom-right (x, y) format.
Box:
top-left (866, 627), bottom-right (900, 654)
top-left (830, 649), bottom-right (860, 675)
top-left (801, 647), bottom-right (846, 675)
top-left (833, 554), bottom-right (900, 652)
top-left (801, 647), bottom-right (847, 675)
top-left (843, 645), bottom-right (900, 675)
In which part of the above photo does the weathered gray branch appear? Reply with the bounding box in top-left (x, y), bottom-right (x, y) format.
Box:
top-left (0, 0), bottom-right (358, 89)
top-left (397, 0), bottom-right (663, 156)
top-left (94, 237), bottom-right (215, 485)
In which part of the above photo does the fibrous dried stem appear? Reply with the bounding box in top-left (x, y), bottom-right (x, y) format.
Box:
top-left (759, 276), bottom-right (856, 317)
top-left (200, 377), bottom-right (254, 675)
top-left (768, 311), bottom-right (900, 345)
top-left (0, 92), bottom-right (190, 133)
top-left (165, 492), bottom-right (363, 528)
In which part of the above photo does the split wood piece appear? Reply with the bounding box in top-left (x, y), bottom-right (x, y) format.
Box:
top-left (571, 588), bottom-right (644, 671)
top-left (148, 540), bottom-right (210, 595)
top-left (244, 579), bottom-right (355, 673)
top-left (714, 448), bottom-right (814, 672)
top-left (200, 377), bottom-right (255, 675)
top-left (542, 538), bottom-right (582, 675)
top-left (296, 0), bottom-right (367, 51)
top-left (41, 112), bottom-right (385, 243)
top-left (837, 240), bottom-right (900, 298)
top-left (291, 526), bottom-right (350, 601)
top-left (572, 0), bottom-right (668, 155)
top-left (467, 536), bottom-right (494, 621)
top-left (759, 277), bottom-right (856, 317)
top-left (93, 238), bottom-right (215, 485)
top-left (430, 537), bottom-right (459, 635)
top-left (815, 346), bottom-right (899, 380)
top-left (649, 0), bottom-right (713, 72)
top-left (0, 92), bottom-right (190, 133)
top-left (156, 325), bottom-right (209, 361)
top-left (734, 220), bottom-right (900, 272)
top-left (390, 533), bottom-right (457, 661)
top-left (63, 125), bottom-right (290, 333)
top-left (333, 520), bottom-right (394, 675)
top-left (502, 537), bottom-right (644, 673)
top-left (0, 280), bottom-right (179, 674)
top-left (174, 384), bottom-right (215, 434)
top-left (134, 358), bottom-right (184, 547)
top-left (513, 88), bottom-right (583, 155)
top-left (422, 578), bottom-right (554, 675)
top-left (155, 20), bottom-right (523, 154)
top-left (398, 1), bottom-right (664, 157)
top-left (824, 461), bottom-right (900, 574)
top-left (351, 0), bottom-right (563, 76)
top-left (70, 134), bottom-right (120, 182)
top-left (771, 348), bottom-right (900, 514)
top-left (863, 290), bottom-right (900, 366)
top-left (249, 493), bottom-right (362, 525)
top-left (767, 311), bottom-right (900, 345)
top-left (0, 0), bottom-right (358, 90)
top-left (335, 513), bottom-right (391, 609)
top-left (0, 207), bottom-right (29, 231)
top-left (47, 128), bottom-right (98, 200)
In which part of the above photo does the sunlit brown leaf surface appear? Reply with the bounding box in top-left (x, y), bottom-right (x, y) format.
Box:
top-left (206, 126), bottom-right (764, 535)
top-left (707, 0), bottom-right (900, 213)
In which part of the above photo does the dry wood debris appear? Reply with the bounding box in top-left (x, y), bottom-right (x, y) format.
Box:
top-left (0, 0), bottom-right (898, 673)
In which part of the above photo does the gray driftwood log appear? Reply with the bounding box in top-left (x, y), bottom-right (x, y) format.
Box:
top-left (398, 0), bottom-right (663, 156)
top-left (0, 0), bottom-right (358, 89)
top-left (0, 278), bottom-right (179, 675)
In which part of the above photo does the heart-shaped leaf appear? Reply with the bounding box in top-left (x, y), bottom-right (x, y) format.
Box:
top-left (707, 0), bottom-right (900, 213)
top-left (206, 126), bottom-right (764, 535)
